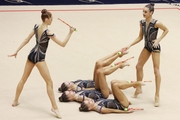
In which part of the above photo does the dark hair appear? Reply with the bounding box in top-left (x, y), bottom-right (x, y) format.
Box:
top-left (58, 82), bottom-right (68, 92)
top-left (41, 9), bottom-right (52, 22)
top-left (145, 2), bottom-right (155, 12)
top-left (79, 102), bottom-right (89, 112)
top-left (58, 92), bottom-right (70, 102)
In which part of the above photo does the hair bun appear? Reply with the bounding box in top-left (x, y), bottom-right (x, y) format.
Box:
top-left (41, 9), bottom-right (47, 14)
top-left (150, 2), bottom-right (155, 6)
top-left (79, 107), bottom-right (83, 111)
top-left (58, 87), bottom-right (62, 92)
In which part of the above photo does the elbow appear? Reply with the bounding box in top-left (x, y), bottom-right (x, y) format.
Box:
top-left (61, 44), bottom-right (66, 47)
top-left (138, 36), bottom-right (143, 41)
top-left (24, 39), bottom-right (29, 44)
top-left (166, 28), bottom-right (169, 33)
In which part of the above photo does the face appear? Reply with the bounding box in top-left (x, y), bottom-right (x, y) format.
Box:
top-left (143, 7), bottom-right (152, 18)
top-left (83, 99), bottom-right (95, 110)
top-left (64, 91), bottom-right (76, 100)
top-left (64, 82), bottom-right (75, 91)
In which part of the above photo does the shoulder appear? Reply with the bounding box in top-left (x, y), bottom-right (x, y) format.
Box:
top-left (154, 20), bottom-right (163, 28)
top-left (46, 29), bottom-right (54, 36)
top-left (34, 24), bottom-right (39, 29)
top-left (139, 19), bottom-right (145, 24)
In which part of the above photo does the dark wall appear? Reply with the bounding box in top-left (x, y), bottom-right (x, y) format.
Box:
top-left (0, 0), bottom-right (167, 5)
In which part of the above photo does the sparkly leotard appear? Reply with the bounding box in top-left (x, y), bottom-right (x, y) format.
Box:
top-left (78, 90), bottom-right (104, 101)
top-left (96, 98), bottom-right (125, 110)
top-left (28, 24), bottom-right (54, 64)
top-left (140, 19), bottom-right (161, 52)
top-left (73, 79), bottom-right (95, 92)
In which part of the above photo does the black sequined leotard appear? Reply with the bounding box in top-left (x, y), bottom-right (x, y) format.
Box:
top-left (78, 90), bottom-right (104, 101)
top-left (28, 24), bottom-right (54, 64)
top-left (140, 19), bottom-right (160, 52)
top-left (96, 98), bottom-right (125, 110)
top-left (73, 79), bottom-right (95, 92)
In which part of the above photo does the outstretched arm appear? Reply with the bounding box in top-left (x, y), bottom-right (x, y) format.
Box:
top-left (50, 27), bottom-right (75, 47)
top-left (8, 29), bottom-right (35, 58)
top-left (125, 23), bottom-right (143, 50)
top-left (97, 106), bottom-right (133, 114)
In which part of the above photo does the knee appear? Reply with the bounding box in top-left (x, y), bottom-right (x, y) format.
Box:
top-left (95, 61), bottom-right (103, 68)
top-left (46, 80), bottom-right (53, 86)
top-left (96, 68), bottom-right (104, 75)
top-left (103, 92), bottom-right (109, 99)
top-left (111, 81), bottom-right (119, 88)
top-left (111, 80), bottom-right (118, 86)
top-left (154, 67), bottom-right (160, 76)
top-left (136, 64), bottom-right (143, 71)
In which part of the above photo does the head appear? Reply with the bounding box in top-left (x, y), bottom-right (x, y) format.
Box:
top-left (59, 91), bottom-right (76, 102)
top-left (143, 3), bottom-right (155, 18)
top-left (41, 9), bottom-right (53, 25)
top-left (58, 81), bottom-right (75, 92)
top-left (79, 99), bottom-right (95, 112)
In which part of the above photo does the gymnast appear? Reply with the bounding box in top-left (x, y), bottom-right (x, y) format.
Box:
top-left (123, 3), bottom-right (169, 107)
top-left (58, 48), bottom-right (129, 98)
top-left (79, 80), bottom-right (145, 114)
top-left (58, 79), bottom-right (95, 92)
top-left (8, 9), bottom-right (76, 118)
top-left (59, 89), bottom-right (104, 102)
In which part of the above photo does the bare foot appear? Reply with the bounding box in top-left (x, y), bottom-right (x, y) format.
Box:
top-left (119, 62), bottom-right (130, 69)
top-left (154, 96), bottom-right (160, 107)
top-left (137, 81), bottom-right (146, 86)
top-left (51, 108), bottom-right (62, 119)
top-left (12, 101), bottom-right (19, 107)
top-left (132, 87), bottom-right (142, 98)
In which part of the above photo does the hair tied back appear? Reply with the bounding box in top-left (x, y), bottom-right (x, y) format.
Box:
top-left (150, 2), bottom-right (155, 6)
top-left (41, 9), bottom-right (47, 14)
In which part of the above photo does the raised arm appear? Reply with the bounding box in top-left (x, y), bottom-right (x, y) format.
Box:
top-left (8, 29), bottom-right (35, 58)
top-left (49, 27), bottom-right (75, 47)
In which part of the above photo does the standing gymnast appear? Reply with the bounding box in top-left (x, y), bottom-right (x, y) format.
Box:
top-left (124, 3), bottom-right (169, 107)
top-left (8, 9), bottom-right (76, 118)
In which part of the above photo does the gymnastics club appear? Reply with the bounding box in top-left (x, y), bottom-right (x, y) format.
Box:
top-left (117, 56), bottom-right (134, 65)
top-left (131, 80), bottom-right (152, 83)
top-left (124, 107), bottom-right (144, 111)
top-left (130, 108), bottom-right (144, 110)
top-left (111, 56), bottom-right (134, 67)
top-left (58, 18), bottom-right (77, 31)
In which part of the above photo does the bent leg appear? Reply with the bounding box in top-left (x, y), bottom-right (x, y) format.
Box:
top-left (152, 52), bottom-right (161, 107)
top-left (111, 80), bottom-right (144, 107)
top-left (93, 49), bottom-right (128, 80)
top-left (133, 48), bottom-right (151, 98)
top-left (12, 60), bottom-right (34, 106)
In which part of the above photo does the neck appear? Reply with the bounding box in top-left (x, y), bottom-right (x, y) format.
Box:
top-left (146, 16), bottom-right (152, 23)
top-left (41, 22), bottom-right (48, 28)
top-left (92, 103), bottom-right (98, 111)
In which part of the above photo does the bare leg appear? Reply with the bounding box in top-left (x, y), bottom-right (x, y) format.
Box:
top-left (12, 60), bottom-right (34, 107)
top-left (93, 49), bottom-right (128, 80)
top-left (95, 62), bottom-right (129, 98)
top-left (36, 61), bottom-right (61, 118)
top-left (111, 80), bottom-right (145, 107)
top-left (133, 48), bottom-right (151, 98)
top-left (152, 52), bottom-right (161, 107)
